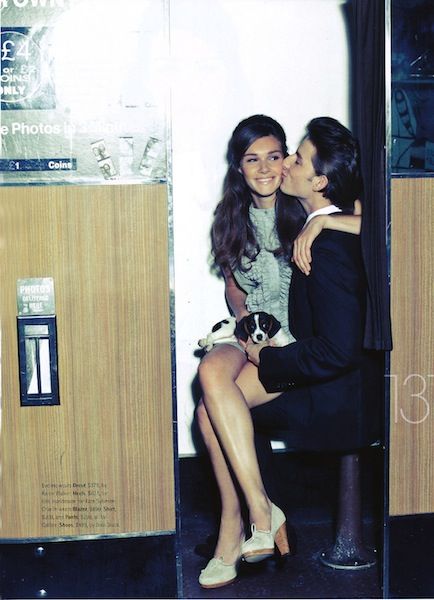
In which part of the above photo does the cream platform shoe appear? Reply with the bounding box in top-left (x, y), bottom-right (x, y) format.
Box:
top-left (241, 503), bottom-right (290, 563)
top-left (198, 555), bottom-right (239, 589)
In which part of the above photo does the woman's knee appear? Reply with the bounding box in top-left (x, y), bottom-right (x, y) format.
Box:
top-left (198, 348), bottom-right (244, 390)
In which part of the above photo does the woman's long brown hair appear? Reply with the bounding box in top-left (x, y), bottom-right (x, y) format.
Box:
top-left (211, 114), bottom-right (306, 273)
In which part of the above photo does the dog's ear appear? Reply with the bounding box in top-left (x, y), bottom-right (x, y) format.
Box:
top-left (257, 312), bottom-right (270, 331)
top-left (268, 314), bottom-right (282, 338)
top-left (235, 317), bottom-right (249, 342)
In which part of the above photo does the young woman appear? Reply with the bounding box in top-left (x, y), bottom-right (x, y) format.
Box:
top-left (196, 115), bottom-right (361, 588)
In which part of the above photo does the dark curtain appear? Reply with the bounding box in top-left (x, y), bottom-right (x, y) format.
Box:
top-left (346, 0), bottom-right (393, 351)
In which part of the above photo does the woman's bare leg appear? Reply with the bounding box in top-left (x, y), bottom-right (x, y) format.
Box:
top-left (197, 344), bottom-right (248, 563)
top-left (197, 400), bottom-right (245, 563)
top-left (199, 350), bottom-right (280, 534)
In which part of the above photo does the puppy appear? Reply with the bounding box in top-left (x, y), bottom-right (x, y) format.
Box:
top-left (236, 311), bottom-right (290, 347)
top-left (198, 316), bottom-right (237, 352)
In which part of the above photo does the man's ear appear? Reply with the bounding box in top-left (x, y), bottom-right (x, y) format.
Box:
top-left (312, 174), bottom-right (328, 192)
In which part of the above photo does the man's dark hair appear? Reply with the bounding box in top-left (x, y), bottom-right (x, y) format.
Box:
top-left (306, 117), bottom-right (362, 210)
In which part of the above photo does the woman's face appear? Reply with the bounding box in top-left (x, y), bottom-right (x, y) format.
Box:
top-left (239, 135), bottom-right (284, 206)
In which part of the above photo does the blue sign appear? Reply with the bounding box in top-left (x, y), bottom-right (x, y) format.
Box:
top-left (0, 158), bottom-right (77, 171)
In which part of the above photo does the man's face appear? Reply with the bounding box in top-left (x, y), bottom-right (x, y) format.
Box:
top-left (280, 138), bottom-right (317, 199)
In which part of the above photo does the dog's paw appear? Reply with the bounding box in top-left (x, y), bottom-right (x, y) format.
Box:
top-left (198, 337), bottom-right (212, 351)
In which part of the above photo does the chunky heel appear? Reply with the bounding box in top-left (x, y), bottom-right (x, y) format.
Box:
top-left (241, 502), bottom-right (290, 563)
top-left (274, 522), bottom-right (290, 556)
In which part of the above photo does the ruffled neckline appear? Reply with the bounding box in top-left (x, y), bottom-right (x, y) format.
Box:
top-left (248, 204), bottom-right (279, 252)
top-left (237, 204), bottom-right (293, 335)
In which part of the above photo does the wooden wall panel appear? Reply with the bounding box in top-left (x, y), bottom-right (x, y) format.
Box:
top-left (389, 177), bottom-right (434, 516)
top-left (0, 184), bottom-right (175, 539)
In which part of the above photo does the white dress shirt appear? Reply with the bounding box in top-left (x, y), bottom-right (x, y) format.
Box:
top-left (305, 204), bottom-right (342, 225)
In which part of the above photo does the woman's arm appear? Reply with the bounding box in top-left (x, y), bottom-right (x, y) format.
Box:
top-left (293, 207), bottom-right (362, 276)
top-left (224, 270), bottom-right (250, 322)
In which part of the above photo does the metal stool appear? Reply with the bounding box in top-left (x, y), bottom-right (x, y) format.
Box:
top-left (319, 452), bottom-right (378, 570)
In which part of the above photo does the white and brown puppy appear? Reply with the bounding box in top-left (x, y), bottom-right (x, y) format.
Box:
top-left (236, 311), bottom-right (290, 347)
top-left (198, 316), bottom-right (237, 352)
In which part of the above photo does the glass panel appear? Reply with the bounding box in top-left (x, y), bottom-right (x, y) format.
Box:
top-left (39, 339), bottom-right (52, 394)
top-left (391, 0), bottom-right (434, 174)
top-left (24, 325), bottom-right (49, 336)
top-left (0, 1), bottom-right (168, 185)
top-left (25, 338), bottom-right (39, 394)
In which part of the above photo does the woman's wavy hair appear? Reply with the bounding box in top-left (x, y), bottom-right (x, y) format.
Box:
top-left (211, 114), bottom-right (305, 272)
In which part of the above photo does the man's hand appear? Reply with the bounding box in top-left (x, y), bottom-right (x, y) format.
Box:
top-left (245, 340), bottom-right (269, 366)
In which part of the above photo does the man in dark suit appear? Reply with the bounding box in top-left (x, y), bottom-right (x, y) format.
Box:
top-left (246, 117), bottom-right (381, 452)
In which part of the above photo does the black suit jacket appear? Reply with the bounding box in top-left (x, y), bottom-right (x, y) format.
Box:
top-left (256, 230), bottom-right (382, 451)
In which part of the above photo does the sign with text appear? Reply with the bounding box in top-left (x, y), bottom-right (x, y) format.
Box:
top-left (17, 277), bottom-right (55, 316)
top-left (0, 0), bottom-right (168, 184)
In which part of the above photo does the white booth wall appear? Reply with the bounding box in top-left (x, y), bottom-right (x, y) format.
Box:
top-left (170, 0), bottom-right (351, 456)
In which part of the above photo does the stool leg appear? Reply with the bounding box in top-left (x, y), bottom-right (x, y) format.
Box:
top-left (319, 453), bottom-right (377, 570)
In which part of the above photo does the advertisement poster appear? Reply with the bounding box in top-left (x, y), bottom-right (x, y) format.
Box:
top-left (0, 0), bottom-right (168, 184)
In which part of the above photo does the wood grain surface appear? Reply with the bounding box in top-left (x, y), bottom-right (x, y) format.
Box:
top-left (0, 184), bottom-right (175, 539)
top-left (389, 177), bottom-right (434, 516)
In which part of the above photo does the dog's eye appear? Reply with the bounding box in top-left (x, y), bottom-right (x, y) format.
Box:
top-left (259, 317), bottom-right (272, 332)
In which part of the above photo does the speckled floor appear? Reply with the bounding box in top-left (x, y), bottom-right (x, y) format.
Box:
top-left (179, 450), bottom-right (384, 599)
